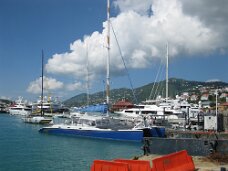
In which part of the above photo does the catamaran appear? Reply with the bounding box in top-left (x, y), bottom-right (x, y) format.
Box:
top-left (39, 0), bottom-right (166, 141)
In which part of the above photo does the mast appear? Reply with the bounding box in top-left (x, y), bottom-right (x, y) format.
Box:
top-left (106, 0), bottom-right (110, 105)
top-left (41, 50), bottom-right (44, 116)
top-left (86, 43), bottom-right (90, 106)
top-left (165, 42), bottom-right (169, 102)
top-left (215, 89), bottom-right (218, 132)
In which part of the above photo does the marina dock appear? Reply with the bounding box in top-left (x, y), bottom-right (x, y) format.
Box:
top-left (138, 153), bottom-right (228, 171)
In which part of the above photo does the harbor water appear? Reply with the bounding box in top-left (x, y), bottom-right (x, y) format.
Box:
top-left (0, 113), bottom-right (142, 171)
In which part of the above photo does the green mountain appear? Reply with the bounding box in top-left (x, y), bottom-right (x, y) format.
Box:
top-left (0, 99), bottom-right (12, 105)
top-left (63, 78), bottom-right (228, 107)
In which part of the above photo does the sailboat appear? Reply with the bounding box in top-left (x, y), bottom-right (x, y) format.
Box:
top-left (39, 0), bottom-right (165, 141)
top-left (22, 51), bottom-right (52, 124)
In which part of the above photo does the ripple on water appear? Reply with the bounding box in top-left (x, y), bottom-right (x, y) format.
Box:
top-left (0, 114), bottom-right (142, 171)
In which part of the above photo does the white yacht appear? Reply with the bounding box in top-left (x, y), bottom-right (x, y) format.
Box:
top-left (115, 104), bottom-right (183, 120)
top-left (22, 116), bottom-right (52, 124)
top-left (32, 96), bottom-right (69, 116)
top-left (8, 97), bottom-right (32, 116)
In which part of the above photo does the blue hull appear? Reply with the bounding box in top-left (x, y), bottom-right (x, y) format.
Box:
top-left (39, 127), bottom-right (144, 142)
top-left (149, 127), bottom-right (165, 138)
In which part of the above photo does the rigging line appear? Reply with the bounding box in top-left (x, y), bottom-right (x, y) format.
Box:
top-left (161, 87), bottom-right (165, 98)
top-left (110, 21), bottom-right (138, 104)
top-left (153, 64), bottom-right (165, 100)
top-left (149, 58), bottom-right (163, 100)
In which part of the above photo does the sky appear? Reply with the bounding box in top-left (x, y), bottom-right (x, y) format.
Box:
top-left (0, 0), bottom-right (227, 102)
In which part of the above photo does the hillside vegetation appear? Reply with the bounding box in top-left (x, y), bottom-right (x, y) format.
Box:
top-left (64, 78), bottom-right (228, 107)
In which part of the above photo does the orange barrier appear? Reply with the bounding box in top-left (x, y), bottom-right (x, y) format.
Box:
top-left (90, 160), bottom-right (129, 171)
top-left (114, 159), bottom-right (151, 171)
top-left (151, 150), bottom-right (195, 171)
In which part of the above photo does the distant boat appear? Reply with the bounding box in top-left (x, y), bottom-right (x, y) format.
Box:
top-left (32, 96), bottom-right (70, 117)
top-left (22, 116), bottom-right (52, 124)
top-left (8, 97), bottom-right (32, 116)
top-left (115, 104), bottom-right (182, 119)
top-left (0, 105), bottom-right (7, 113)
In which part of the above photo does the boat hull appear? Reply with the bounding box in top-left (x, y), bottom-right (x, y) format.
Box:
top-left (39, 127), bottom-right (144, 142)
top-left (23, 116), bottom-right (52, 124)
top-left (9, 109), bottom-right (31, 116)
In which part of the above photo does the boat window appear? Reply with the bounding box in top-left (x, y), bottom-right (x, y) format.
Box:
top-left (135, 106), bottom-right (144, 109)
top-left (91, 121), bottom-right (96, 126)
top-left (149, 111), bottom-right (157, 114)
top-left (125, 111), bottom-right (133, 113)
top-left (13, 108), bottom-right (22, 110)
top-left (164, 111), bottom-right (173, 114)
top-left (96, 120), bottom-right (101, 125)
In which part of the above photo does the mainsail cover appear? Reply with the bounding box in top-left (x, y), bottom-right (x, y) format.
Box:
top-left (76, 103), bottom-right (108, 113)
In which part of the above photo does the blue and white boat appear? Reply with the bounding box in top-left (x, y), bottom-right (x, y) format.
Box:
top-left (39, 113), bottom-right (165, 141)
top-left (39, 114), bottom-right (140, 141)
top-left (39, 125), bottom-right (143, 141)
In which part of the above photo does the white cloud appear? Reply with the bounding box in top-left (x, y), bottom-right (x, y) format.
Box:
top-left (65, 82), bottom-right (84, 91)
top-left (45, 0), bottom-right (227, 94)
top-left (27, 76), bottom-right (64, 94)
top-left (45, 32), bottom-right (107, 79)
top-left (180, 0), bottom-right (228, 52)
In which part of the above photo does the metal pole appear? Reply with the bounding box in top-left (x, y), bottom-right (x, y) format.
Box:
top-left (86, 43), bottom-right (90, 106)
top-left (106, 0), bottom-right (110, 106)
top-left (166, 42), bottom-right (169, 102)
top-left (215, 89), bottom-right (218, 132)
top-left (41, 50), bottom-right (44, 116)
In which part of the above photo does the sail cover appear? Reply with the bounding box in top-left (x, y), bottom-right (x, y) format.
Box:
top-left (76, 103), bottom-right (108, 113)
